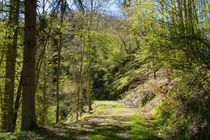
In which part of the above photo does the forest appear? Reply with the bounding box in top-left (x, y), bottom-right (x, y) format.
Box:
top-left (0, 0), bottom-right (209, 139)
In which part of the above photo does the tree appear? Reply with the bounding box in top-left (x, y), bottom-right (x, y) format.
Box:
top-left (1, 0), bottom-right (20, 132)
top-left (56, 0), bottom-right (66, 123)
top-left (21, 0), bottom-right (37, 131)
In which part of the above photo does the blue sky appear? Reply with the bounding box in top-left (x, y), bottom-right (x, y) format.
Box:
top-left (37, 0), bottom-right (124, 17)
top-left (104, 0), bottom-right (124, 16)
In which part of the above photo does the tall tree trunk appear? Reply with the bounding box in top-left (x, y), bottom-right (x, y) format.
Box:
top-left (41, 0), bottom-right (47, 122)
top-left (86, 0), bottom-right (94, 113)
top-left (21, 0), bottom-right (37, 131)
top-left (56, 0), bottom-right (65, 123)
top-left (86, 38), bottom-right (92, 111)
top-left (2, 0), bottom-right (20, 132)
top-left (76, 41), bottom-right (84, 121)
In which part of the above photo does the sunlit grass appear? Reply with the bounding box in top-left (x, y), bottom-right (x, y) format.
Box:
top-left (127, 113), bottom-right (163, 140)
top-left (80, 100), bottom-right (125, 120)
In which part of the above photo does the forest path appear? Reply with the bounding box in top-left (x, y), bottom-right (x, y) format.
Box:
top-left (63, 101), bottom-right (136, 140)
top-left (34, 101), bottom-right (163, 140)
top-left (4, 101), bottom-right (163, 140)
top-left (36, 101), bottom-right (136, 140)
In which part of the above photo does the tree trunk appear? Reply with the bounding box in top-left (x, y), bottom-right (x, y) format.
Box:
top-left (42, 2), bottom-right (47, 125)
top-left (56, 0), bottom-right (64, 123)
top-left (76, 81), bottom-right (80, 121)
top-left (21, 0), bottom-right (37, 131)
top-left (56, 39), bottom-right (61, 124)
top-left (2, 0), bottom-right (20, 132)
top-left (42, 64), bottom-right (47, 125)
top-left (86, 0), bottom-right (94, 113)
top-left (76, 42), bottom-right (84, 121)
top-left (41, 54), bottom-right (48, 126)
top-left (87, 62), bottom-right (92, 112)
top-left (13, 71), bottom-right (23, 130)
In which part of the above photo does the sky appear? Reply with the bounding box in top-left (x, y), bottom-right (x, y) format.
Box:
top-left (104, 0), bottom-right (124, 17)
top-left (37, 0), bottom-right (124, 17)
top-left (0, 0), bottom-right (124, 19)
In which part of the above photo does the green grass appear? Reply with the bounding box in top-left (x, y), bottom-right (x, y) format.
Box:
top-left (80, 100), bottom-right (126, 120)
top-left (127, 113), bottom-right (163, 140)
top-left (87, 101), bottom-right (163, 140)
top-left (88, 125), bottom-right (121, 140)
top-left (0, 131), bottom-right (36, 140)
top-left (87, 100), bottom-right (129, 140)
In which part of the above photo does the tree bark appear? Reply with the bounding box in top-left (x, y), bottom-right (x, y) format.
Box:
top-left (21, 0), bottom-right (37, 131)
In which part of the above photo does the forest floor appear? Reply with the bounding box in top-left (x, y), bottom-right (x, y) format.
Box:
top-left (0, 101), bottom-right (164, 140)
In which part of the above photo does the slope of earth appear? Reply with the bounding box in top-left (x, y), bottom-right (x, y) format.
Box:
top-left (0, 101), bottom-right (163, 140)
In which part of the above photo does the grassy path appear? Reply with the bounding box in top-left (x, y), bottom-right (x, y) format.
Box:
top-left (0, 101), bottom-right (163, 140)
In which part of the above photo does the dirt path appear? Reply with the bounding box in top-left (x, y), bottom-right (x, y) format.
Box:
top-left (4, 101), bottom-right (162, 140)
top-left (31, 101), bottom-right (137, 140)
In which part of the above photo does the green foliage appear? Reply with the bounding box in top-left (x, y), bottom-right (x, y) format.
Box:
top-left (117, 0), bottom-right (210, 139)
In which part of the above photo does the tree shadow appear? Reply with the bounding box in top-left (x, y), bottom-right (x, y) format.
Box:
top-left (32, 127), bottom-right (91, 140)
top-left (88, 124), bottom-right (130, 140)
top-left (7, 127), bottom-right (90, 140)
